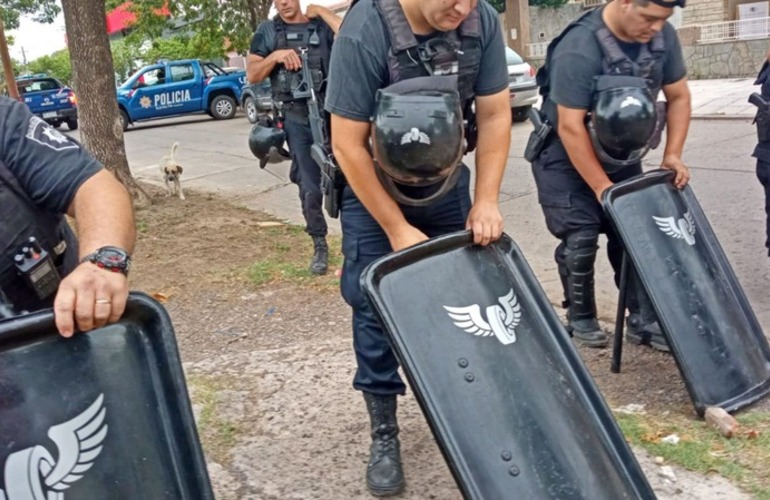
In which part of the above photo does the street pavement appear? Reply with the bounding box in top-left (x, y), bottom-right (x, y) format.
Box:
top-left (688, 77), bottom-right (758, 119)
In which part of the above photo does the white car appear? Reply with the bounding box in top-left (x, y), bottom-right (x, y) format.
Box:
top-left (505, 47), bottom-right (539, 122)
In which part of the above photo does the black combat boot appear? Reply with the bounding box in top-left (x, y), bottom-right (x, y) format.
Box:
top-left (363, 393), bottom-right (405, 496)
top-left (310, 236), bottom-right (328, 275)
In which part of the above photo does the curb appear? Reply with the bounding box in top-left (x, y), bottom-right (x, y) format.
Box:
top-left (691, 114), bottom-right (754, 121)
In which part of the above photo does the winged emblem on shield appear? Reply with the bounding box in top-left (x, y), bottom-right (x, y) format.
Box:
top-left (444, 289), bottom-right (522, 345)
top-left (653, 211), bottom-right (696, 246)
top-left (0, 394), bottom-right (108, 500)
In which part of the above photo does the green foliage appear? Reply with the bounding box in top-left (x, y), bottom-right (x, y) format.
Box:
top-left (104, 0), bottom-right (271, 57)
top-left (110, 39), bottom-right (143, 84)
top-left (1, 0), bottom-right (59, 30)
top-left (488, 0), bottom-right (505, 12)
top-left (24, 49), bottom-right (71, 83)
top-left (529, 0), bottom-right (570, 7)
top-left (143, 34), bottom-right (223, 63)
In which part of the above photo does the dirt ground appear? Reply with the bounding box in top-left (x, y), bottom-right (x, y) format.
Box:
top-left (129, 186), bottom-right (752, 499)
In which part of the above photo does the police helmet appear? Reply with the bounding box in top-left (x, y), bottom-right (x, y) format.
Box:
top-left (588, 76), bottom-right (657, 169)
top-left (371, 76), bottom-right (464, 207)
top-left (248, 117), bottom-right (290, 169)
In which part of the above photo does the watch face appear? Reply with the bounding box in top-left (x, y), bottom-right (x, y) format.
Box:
top-left (101, 248), bottom-right (127, 264)
top-left (95, 247), bottom-right (131, 273)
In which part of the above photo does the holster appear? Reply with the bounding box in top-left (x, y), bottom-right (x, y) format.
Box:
top-left (758, 110), bottom-right (770, 143)
top-left (524, 109), bottom-right (553, 163)
top-left (750, 92), bottom-right (770, 143)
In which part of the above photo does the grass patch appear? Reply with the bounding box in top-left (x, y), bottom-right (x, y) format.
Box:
top-left (136, 217), bottom-right (148, 233)
top-left (245, 225), bottom-right (343, 289)
top-left (187, 374), bottom-right (243, 464)
top-left (616, 410), bottom-right (770, 497)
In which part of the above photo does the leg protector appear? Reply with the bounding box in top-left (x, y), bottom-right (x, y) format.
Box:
top-left (563, 230), bottom-right (599, 321)
top-left (562, 230), bottom-right (607, 347)
top-left (363, 393), bottom-right (405, 496)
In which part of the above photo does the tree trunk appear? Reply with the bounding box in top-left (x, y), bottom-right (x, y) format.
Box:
top-left (60, 0), bottom-right (149, 204)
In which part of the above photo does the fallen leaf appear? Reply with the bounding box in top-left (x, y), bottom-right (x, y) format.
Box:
top-left (151, 291), bottom-right (170, 303)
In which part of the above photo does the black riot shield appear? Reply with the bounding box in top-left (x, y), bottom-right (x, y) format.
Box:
top-left (0, 292), bottom-right (214, 500)
top-left (361, 232), bottom-right (654, 500)
top-left (603, 169), bottom-right (770, 415)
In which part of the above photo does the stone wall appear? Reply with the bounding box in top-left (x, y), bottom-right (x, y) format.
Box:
top-left (527, 3), bottom-right (583, 43)
top-left (682, 0), bottom-right (728, 26)
top-left (683, 38), bottom-right (768, 78)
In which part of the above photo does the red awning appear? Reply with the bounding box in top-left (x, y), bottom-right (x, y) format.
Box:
top-left (106, 2), bottom-right (170, 35)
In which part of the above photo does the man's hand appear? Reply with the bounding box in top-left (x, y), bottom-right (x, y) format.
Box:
top-left (275, 49), bottom-right (301, 71)
top-left (661, 154), bottom-right (690, 189)
top-left (53, 263), bottom-right (129, 338)
top-left (305, 4), bottom-right (324, 18)
top-left (466, 200), bottom-right (503, 246)
top-left (388, 225), bottom-right (429, 252)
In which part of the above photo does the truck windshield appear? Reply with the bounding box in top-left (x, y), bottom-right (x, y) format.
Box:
top-left (17, 78), bottom-right (62, 94)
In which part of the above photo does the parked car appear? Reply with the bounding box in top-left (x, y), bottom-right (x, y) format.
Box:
top-left (116, 59), bottom-right (246, 130)
top-left (240, 79), bottom-right (273, 124)
top-left (505, 47), bottom-right (539, 123)
top-left (17, 74), bottom-right (78, 130)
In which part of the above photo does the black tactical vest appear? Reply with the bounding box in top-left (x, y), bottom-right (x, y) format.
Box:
top-left (538, 7), bottom-right (666, 126)
top-left (373, 0), bottom-right (482, 150)
top-left (0, 163), bottom-right (78, 313)
top-left (373, 0), bottom-right (481, 112)
top-left (270, 16), bottom-right (332, 108)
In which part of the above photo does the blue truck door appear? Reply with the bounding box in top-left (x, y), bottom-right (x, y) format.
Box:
top-left (126, 66), bottom-right (169, 120)
top-left (167, 62), bottom-right (202, 113)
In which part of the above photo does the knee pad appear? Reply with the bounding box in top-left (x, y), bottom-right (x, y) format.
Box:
top-left (563, 230), bottom-right (599, 274)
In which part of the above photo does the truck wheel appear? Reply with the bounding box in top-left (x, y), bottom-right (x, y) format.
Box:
top-left (512, 105), bottom-right (530, 123)
top-left (119, 109), bottom-right (129, 132)
top-left (244, 96), bottom-right (258, 124)
top-left (66, 118), bottom-right (78, 131)
top-left (50, 121), bottom-right (61, 129)
top-left (210, 95), bottom-right (236, 120)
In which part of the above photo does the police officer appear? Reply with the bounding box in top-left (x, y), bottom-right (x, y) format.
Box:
top-left (530, 0), bottom-right (691, 350)
top-left (325, 0), bottom-right (511, 495)
top-left (246, 0), bottom-right (342, 275)
top-left (752, 44), bottom-right (770, 257)
top-left (0, 96), bottom-right (135, 336)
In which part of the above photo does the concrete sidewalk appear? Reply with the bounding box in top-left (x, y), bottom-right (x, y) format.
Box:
top-left (688, 77), bottom-right (757, 119)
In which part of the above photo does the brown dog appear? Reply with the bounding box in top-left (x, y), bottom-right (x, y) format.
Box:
top-left (160, 142), bottom-right (185, 200)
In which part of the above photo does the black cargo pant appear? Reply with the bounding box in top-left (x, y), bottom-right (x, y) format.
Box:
top-left (754, 151), bottom-right (770, 256)
top-left (339, 166), bottom-right (472, 395)
top-left (283, 117), bottom-right (327, 237)
top-left (530, 140), bottom-right (652, 317)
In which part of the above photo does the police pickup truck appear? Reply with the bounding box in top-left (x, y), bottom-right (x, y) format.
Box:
top-left (17, 74), bottom-right (78, 130)
top-left (116, 59), bottom-right (246, 130)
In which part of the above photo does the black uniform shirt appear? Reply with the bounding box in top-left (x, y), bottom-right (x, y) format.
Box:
top-left (0, 96), bottom-right (102, 213)
top-left (549, 10), bottom-right (686, 111)
top-left (324, 0), bottom-right (509, 122)
top-left (249, 18), bottom-right (336, 60)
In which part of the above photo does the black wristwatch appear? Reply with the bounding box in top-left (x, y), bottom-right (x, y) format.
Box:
top-left (81, 246), bottom-right (132, 276)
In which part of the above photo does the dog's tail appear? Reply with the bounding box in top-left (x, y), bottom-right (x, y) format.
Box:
top-left (170, 142), bottom-right (180, 162)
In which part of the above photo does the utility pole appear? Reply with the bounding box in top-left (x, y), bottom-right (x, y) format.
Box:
top-left (0, 13), bottom-right (18, 99)
top-left (505, 0), bottom-right (531, 59)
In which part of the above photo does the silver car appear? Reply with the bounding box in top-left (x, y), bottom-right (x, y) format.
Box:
top-left (506, 47), bottom-right (539, 122)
